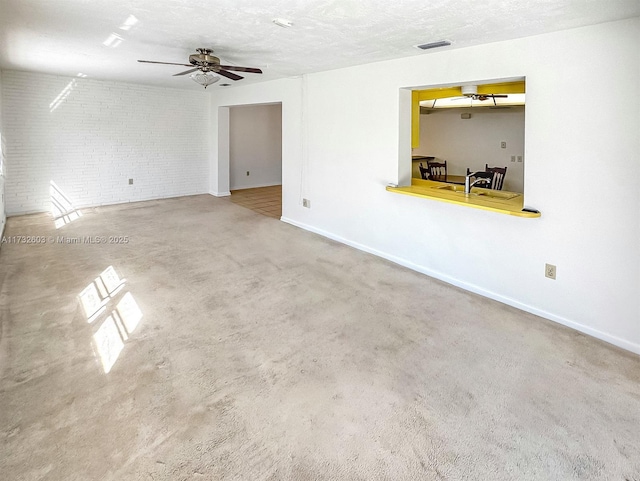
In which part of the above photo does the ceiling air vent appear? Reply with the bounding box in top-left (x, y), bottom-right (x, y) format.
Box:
top-left (416, 40), bottom-right (451, 50)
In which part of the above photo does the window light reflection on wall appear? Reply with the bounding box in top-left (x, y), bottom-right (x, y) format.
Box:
top-left (50, 180), bottom-right (82, 228)
top-left (102, 33), bottom-right (123, 48)
top-left (119, 15), bottom-right (138, 31)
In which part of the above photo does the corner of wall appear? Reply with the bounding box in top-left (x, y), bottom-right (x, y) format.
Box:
top-left (0, 69), bottom-right (6, 238)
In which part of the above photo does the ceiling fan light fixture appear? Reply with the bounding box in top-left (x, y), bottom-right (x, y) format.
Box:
top-left (416, 40), bottom-right (451, 50)
top-left (190, 72), bottom-right (219, 89)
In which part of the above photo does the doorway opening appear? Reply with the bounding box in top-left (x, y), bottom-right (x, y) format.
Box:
top-left (228, 103), bottom-right (283, 218)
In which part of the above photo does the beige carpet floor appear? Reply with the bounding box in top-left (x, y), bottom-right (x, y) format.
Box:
top-left (0, 194), bottom-right (638, 480)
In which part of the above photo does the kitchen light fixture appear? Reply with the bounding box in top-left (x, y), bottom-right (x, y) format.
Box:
top-left (461, 85), bottom-right (478, 96)
top-left (420, 93), bottom-right (525, 109)
top-left (190, 72), bottom-right (219, 89)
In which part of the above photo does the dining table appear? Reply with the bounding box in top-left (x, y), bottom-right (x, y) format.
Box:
top-left (433, 174), bottom-right (466, 185)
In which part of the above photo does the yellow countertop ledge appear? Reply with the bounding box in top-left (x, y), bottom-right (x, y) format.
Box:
top-left (387, 179), bottom-right (541, 218)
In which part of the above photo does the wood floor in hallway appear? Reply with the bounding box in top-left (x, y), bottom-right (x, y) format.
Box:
top-left (229, 185), bottom-right (282, 218)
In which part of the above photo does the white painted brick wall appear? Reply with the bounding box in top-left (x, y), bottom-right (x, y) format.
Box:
top-left (1, 70), bottom-right (210, 215)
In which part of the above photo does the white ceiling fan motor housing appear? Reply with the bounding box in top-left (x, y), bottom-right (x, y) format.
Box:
top-left (461, 85), bottom-right (478, 96)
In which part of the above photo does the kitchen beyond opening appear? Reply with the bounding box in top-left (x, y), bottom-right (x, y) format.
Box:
top-left (410, 78), bottom-right (525, 194)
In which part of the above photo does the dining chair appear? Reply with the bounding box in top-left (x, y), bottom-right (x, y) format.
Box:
top-left (418, 163), bottom-right (429, 180)
top-left (427, 160), bottom-right (447, 182)
top-left (466, 168), bottom-right (494, 188)
top-left (485, 165), bottom-right (507, 190)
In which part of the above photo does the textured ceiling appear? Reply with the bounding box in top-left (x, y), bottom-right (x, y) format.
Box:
top-left (0, 0), bottom-right (638, 91)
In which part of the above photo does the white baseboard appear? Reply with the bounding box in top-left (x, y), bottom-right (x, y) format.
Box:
top-left (210, 191), bottom-right (231, 197)
top-left (229, 182), bottom-right (282, 190)
top-left (281, 216), bottom-right (640, 356)
top-left (6, 192), bottom-right (212, 217)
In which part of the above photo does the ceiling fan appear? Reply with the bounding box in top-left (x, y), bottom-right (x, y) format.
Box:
top-left (457, 85), bottom-right (508, 105)
top-left (138, 48), bottom-right (262, 86)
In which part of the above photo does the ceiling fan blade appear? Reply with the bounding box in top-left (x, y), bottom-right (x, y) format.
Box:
top-left (138, 60), bottom-right (193, 67)
top-left (217, 69), bottom-right (243, 81)
top-left (218, 65), bottom-right (263, 74)
top-left (173, 68), bottom-right (199, 77)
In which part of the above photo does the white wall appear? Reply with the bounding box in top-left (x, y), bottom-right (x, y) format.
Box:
top-left (229, 103), bottom-right (282, 190)
top-left (0, 70), bottom-right (5, 236)
top-left (416, 107), bottom-right (525, 192)
top-left (210, 18), bottom-right (640, 354)
top-left (1, 70), bottom-right (210, 215)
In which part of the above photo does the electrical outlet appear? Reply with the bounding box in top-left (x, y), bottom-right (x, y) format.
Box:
top-left (128, 179), bottom-right (133, 185)
top-left (517, 155), bottom-right (523, 162)
top-left (302, 198), bottom-right (311, 208)
top-left (511, 155), bottom-right (516, 162)
top-left (246, 171), bottom-right (250, 176)
top-left (500, 141), bottom-right (507, 149)
top-left (545, 263), bottom-right (556, 280)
